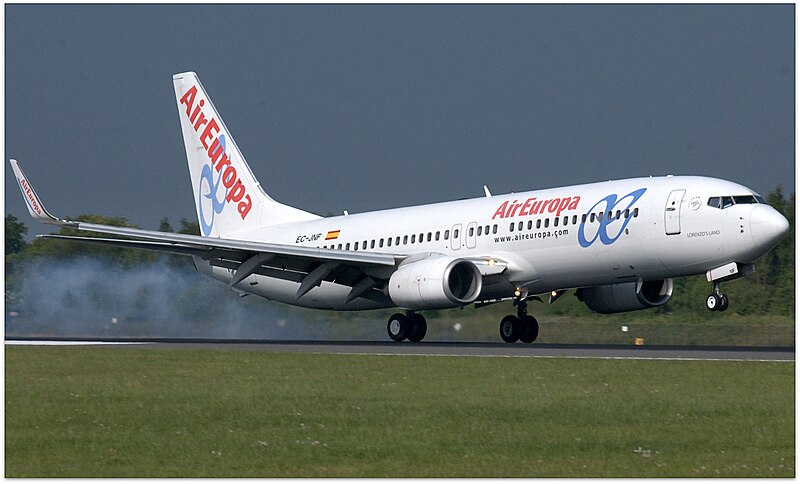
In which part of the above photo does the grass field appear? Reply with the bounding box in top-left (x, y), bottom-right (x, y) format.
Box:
top-left (5, 346), bottom-right (795, 477)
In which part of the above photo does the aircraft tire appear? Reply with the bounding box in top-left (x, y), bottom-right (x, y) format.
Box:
top-left (519, 315), bottom-right (539, 343)
top-left (500, 315), bottom-right (520, 343)
top-left (407, 314), bottom-right (428, 343)
top-left (718, 294), bottom-right (729, 312)
top-left (388, 313), bottom-right (410, 342)
top-left (705, 294), bottom-right (721, 311)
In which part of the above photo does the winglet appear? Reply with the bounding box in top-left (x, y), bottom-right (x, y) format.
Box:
top-left (9, 159), bottom-right (70, 226)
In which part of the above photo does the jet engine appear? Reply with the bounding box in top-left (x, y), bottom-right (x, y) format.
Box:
top-left (576, 279), bottom-right (673, 314)
top-left (388, 255), bottom-right (483, 310)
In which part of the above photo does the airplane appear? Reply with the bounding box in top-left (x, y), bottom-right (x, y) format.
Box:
top-left (10, 71), bottom-right (790, 343)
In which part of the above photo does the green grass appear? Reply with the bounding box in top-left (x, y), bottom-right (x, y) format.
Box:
top-left (5, 347), bottom-right (795, 477)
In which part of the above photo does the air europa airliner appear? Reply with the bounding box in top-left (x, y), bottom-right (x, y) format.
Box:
top-left (11, 71), bottom-right (789, 343)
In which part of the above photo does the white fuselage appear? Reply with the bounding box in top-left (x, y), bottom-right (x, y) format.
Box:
top-left (195, 175), bottom-right (786, 310)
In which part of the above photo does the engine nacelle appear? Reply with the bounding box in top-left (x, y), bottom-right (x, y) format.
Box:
top-left (388, 256), bottom-right (483, 310)
top-left (576, 278), bottom-right (673, 314)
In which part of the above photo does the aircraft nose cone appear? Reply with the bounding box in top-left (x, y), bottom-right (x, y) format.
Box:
top-left (750, 205), bottom-right (789, 252)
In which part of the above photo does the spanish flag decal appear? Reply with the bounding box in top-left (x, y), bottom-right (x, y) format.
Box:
top-left (325, 230), bottom-right (341, 240)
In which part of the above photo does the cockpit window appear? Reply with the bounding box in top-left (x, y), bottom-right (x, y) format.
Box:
top-left (708, 194), bottom-right (765, 209)
top-left (721, 196), bottom-right (734, 209)
top-left (733, 195), bottom-right (758, 204)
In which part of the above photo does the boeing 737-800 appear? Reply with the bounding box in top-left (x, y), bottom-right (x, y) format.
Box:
top-left (10, 71), bottom-right (789, 343)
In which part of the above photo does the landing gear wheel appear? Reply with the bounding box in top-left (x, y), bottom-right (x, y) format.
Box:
top-left (500, 315), bottom-right (521, 343)
top-left (387, 313), bottom-right (410, 342)
top-left (519, 315), bottom-right (539, 343)
top-left (407, 314), bottom-right (428, 343)
top-left (718, 294), bottom-right (729, 312)
top-left (706, 294), bottom-right (721, 311)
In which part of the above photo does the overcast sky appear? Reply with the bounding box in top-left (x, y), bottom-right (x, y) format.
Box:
top-left (5, 4), bottom-right (795, 238)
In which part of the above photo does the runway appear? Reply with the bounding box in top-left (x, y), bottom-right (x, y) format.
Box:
top-left (5, 337), bottom-right (794, 362)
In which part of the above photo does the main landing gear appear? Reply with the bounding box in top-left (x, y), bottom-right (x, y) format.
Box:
top-left (387, 312), bottom-right (428, 342)
top-left (705, 281), bottom-right (729, 312)
top-left (499, 291), bottom-right (539, 343)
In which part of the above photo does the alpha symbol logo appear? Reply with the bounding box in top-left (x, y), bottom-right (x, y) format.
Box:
top-left (578, 188), bottom-right (647, 248)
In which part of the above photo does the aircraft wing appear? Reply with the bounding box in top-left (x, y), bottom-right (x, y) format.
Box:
top-left (11, 159), bottom-right (508, 304)
top-left (10, 159), bottom-right (402, 303)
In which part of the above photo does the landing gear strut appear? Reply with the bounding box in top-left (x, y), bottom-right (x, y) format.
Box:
top-left (705, 281), bottom-right (729, 312)
top-left (387, 312), bottom-right (427, 342)
top-left (499, 291), bottom-right (539, 343)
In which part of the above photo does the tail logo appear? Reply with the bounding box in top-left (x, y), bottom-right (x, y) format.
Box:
top-left (180, 85), bottom-right (253, 235)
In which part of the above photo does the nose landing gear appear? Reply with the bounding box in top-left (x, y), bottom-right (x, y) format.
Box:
top-left (706, 282), bottom-right (729, 312)
top-left (499, 290), bottom-right (539, 343)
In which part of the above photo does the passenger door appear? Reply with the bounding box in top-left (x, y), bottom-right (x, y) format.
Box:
top-left (664, 189), bottom-right (686, 235)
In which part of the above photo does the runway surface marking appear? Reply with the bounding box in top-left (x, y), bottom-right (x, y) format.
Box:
top-left (5, 340), bottom-right (147, 346)
top-left (5, 339), bottom-right (793, 362)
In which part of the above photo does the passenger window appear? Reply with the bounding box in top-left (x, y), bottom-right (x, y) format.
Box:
top-left (379, 239), bottom-right (384, 248)
top-left (477, 226), bottom-right (483, 236)
top-left (485, 225), bottom-right (490, 234)
top-left (419, 233), bottom-right (424, 242)
top-left (363, 240), bottom-right (367, 250)
top-left (346, 243), bottom-right (351, 250)
top-left (607, 211), bottom-right (613, 220)
top-left (615, 210), bottom-right (621, 220)
top-left (527, 220), bottom-right (532, 230)
top-left (469, 227), bottom-right (474, 237)
top-left (554, 217), bottom-right (559, 227)
top-left (510, 222), bottom-right (515, 232)
top-left (395, 236), bottom-right (400, 245)
top-left (590, 213), bottom-right (596, 223)
top-left (354, 242), bottom-right (359, 251)
top-left (454, 229), bottom-right (459, 239)
top-left (721, 196), bottom-right (734, 209)
top-left (544, 218), bottom-right (550, 228)
top-left (624, 208), bottom-right (630, 218)
top-left (427, 232), bottom-right (432, 242)
top-left (337, 243), bottom-right (342, 250)
top-left (493, 225), bottom-right (498, 234)
top-left (518, 221), bottom-right (523, 231)
top-left (582, 214), bottom-right (587, 224)
top-left (444, 230), bottom-right (449, 240)
top-left (536, 219), bottom-right (541, 229)
top-left (387, 237), bottom-right (392, 247)
top-left (403, 235), bottom-right (408, 245)
top-left (435, 231), bottom-right (440, 241)
top-left (371, 240), bottom-right (376, 249)
top-left (411, 234), bottom-right (416, 244)
top-left (633, 208), bottom-right (639, 218)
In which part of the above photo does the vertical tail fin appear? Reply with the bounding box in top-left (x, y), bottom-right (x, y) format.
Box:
top-left (173, 72), bottom-right (319, 237)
